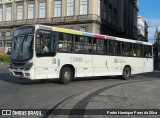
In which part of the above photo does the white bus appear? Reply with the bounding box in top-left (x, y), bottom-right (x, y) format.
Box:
top-left (9, 25), bottom-right (153, 84)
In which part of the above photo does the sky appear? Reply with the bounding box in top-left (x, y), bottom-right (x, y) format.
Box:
top-left (138, 0), bottom-right (160, 43)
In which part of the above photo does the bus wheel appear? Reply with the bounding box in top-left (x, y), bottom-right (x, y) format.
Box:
top-left (59, 67), bottom-right (72, 84)
top-left (122, 66), bottom-right (131, 80)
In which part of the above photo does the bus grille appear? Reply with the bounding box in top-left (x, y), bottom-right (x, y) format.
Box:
top-left (12, 62), bottom-right (26, 67)
top-left (14, 72), bottom-right (23, 76)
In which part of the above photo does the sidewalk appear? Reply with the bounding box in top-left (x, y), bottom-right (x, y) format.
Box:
top-left (0, 62), bottom-right (9, 68)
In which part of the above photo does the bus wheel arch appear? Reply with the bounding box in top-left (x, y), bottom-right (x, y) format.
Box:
top-left (59, 64), bottom-right (75, 84)
top-left (122, 65), bottom-right (131, 80)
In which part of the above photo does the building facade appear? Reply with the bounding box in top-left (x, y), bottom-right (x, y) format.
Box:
top-left (137, 16), bottom-right (148, 42)
top-left (154, 28), bottom-right (160, 70)
top-left (0, 0), bottom-right (138, 54)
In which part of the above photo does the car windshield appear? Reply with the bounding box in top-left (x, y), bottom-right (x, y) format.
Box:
top-left (11, 34), bottom-right (34, 61)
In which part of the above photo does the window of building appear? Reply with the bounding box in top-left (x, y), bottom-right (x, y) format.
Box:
top-left (113, 9), bottom-right (117, 25)
top-left (6, 6), bottom-right (12, 21)
top-left (17, 4), bottom-right (24, 20)
top-left (103, 2), bottom-right (107, 20)
top-left (5, 31), bottom-right (11, 36)
top-left (39, 2), bottom-right (46, 18)
top-left (6, 43), bottom-right (11, 47)
top-left (79, 27), bottom-right (87, 32)
top-left (54, 0), bottom-right (62, 17)
top-left (28, 3), bottom-right (34, 19)
top-left (80, 0), bottom-right (88, 15)
top-left (108, 4), bottom-right (112, 22)
top-left (97, 0), bottom-right (100, 16)
top-left (67, 0), bottom-right (74, 16)
top-left (0, 7), bottom-right (2, 21)
top-left (65, 27), bottom-right (74, 29)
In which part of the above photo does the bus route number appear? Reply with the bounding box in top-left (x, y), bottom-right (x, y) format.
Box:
top-left (70, 57), bottom-right (83, 63)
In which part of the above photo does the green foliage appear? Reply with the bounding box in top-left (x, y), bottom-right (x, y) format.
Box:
top-left (0, 54), bottom-right (10, 62)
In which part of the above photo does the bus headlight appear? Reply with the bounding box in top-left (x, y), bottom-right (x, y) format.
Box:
top-left (25, 63), bottom-right (33, 71)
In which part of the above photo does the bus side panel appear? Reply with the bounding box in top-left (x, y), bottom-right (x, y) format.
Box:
top-left (105, 56), bottom-right (122, 76)
top-left (143, 58), bottom-right (153, 73)
top-left (121, 57), bottom-right (144, 75)
top-left (92, 55), bottom-right (122, 76)
top-left (34, 56), bottom-right (58, 79)
top-left (92, 55), bottom-right (107, 76)
top-left (57, 53), bottom-right (93, 78)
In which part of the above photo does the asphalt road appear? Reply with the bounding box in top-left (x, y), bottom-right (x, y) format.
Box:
top-left (0, 68), bottom-right (129, 109)
top-left (0, 68), bottom-right (160, 118)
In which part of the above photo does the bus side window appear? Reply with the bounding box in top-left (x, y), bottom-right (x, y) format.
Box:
top-left (83, 37), bottom-right (92, 53)
top-left (136, 44), bottom-right (141, 57)
top-left (116, 41), bottom-right (121, 55)
top-left (86, 37), bottom-right (92, 53)
top-left (130, 43), bottom-right (136, 57)
top-left (140, 44), bottom-right (144, 57)
top-left (129, 43), bottom-right (133, 56)
top-left (145, 45), bottom-right (152, 57)
top-left (104, 40), bottom-right (108, 54)
top-left (122, 42), bottom-right (129, 56)
top-left (97, 39), bottom-right (105, 54)
top-left (58, 33), bottom-right (66, 52)
top-left (108, 40), bottom-right (113, 55)
top-left (66, 34), bottom-right (74, 52)
top-left (75, 36), bottom-right (83, 53)
top-left (93, 39), bottom-right (97, 53)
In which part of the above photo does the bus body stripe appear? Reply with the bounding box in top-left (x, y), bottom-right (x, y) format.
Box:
top-left (54, 28), bottom-right (82, 35)
top-left (53, 27), bottom-right (106, 39)
top-left (83, 32), bottom-right (94, 37)
top-left (94, 34), bottom-right (106, 39)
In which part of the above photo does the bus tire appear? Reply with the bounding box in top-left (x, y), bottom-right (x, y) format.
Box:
top-left (59, 67), bottom-right (72, 84)
top-left (122, 66), bottom-right (131, 80)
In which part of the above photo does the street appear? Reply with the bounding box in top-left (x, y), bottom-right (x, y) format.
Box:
top-left (0, 68), bottom-right (160, 118)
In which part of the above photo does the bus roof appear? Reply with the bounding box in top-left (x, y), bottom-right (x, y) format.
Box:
top-left (19, 25), bottom-right (152, 46)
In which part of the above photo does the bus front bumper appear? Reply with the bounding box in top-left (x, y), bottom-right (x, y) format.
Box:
top-left (9, 68), bottom-right (35, 80)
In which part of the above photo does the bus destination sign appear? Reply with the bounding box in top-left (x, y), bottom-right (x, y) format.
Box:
top-left (14, 26), bottom-right (35, 36)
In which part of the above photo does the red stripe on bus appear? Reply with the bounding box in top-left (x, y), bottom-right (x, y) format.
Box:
top-left (94, 34), bottom-right (105, 39)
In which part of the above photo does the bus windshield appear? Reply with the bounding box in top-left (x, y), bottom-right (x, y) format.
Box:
top-left (11, 34), bottom-right (34, 61)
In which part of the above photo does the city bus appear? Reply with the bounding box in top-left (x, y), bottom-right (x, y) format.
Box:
top-left (9, 25), bottom-right (153, 84)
